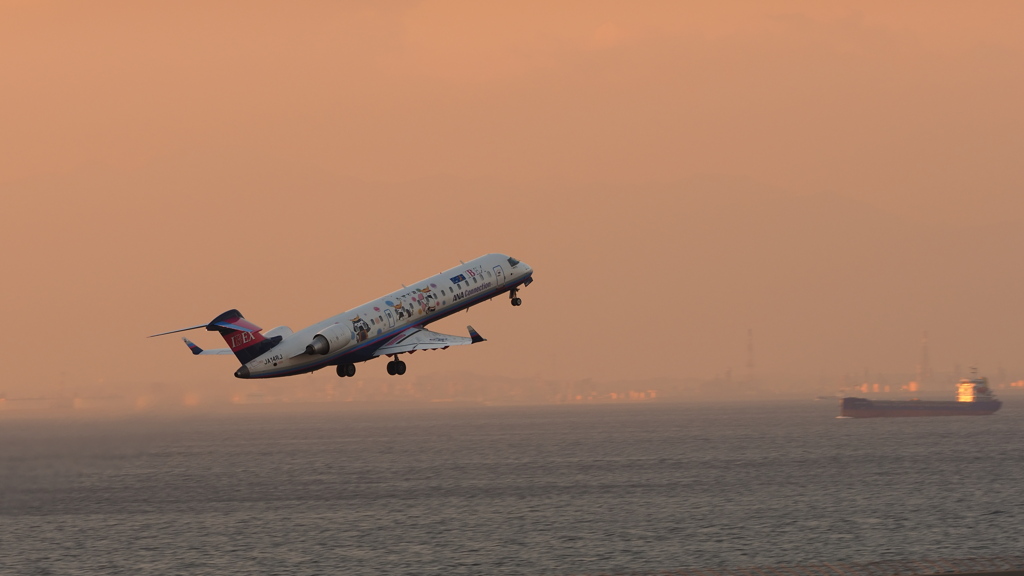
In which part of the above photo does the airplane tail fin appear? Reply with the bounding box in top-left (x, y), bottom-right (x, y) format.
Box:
top-left (204, 309), bottom-right (281, 365)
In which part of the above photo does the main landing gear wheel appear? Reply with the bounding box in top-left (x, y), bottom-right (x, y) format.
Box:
top-left (510, 287), bottom-right (522, 307)
top-left (386, 359), bottom-right (407, 376)
top-left (337, 363), bottom-right (356, 378)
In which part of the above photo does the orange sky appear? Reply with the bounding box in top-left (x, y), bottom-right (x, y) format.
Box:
top-left (2, 1), bottom-right (1023, 397)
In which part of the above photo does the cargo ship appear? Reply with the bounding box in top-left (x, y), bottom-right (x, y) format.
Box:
top-left (840, 372), bottom-right (1002, 418)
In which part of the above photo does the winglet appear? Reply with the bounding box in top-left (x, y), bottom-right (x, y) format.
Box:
top-left (467, 326), bottom-right (486, 344)
top-left (183, 337), bottom-right (204, 356)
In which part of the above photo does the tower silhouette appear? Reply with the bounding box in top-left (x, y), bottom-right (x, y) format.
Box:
top-left (916, 332), bottom-right (931, 391)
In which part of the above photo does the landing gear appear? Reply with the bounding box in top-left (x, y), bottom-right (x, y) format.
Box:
top-left (336, 363), bottom-right (356, 378)
top-left (510, 287), bottom-right (522, 307)
top-left (386, 358), bottom-right (407, 376)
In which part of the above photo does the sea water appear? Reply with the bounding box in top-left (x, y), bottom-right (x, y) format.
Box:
top-left (1, 400), bottom-right (1022, 575)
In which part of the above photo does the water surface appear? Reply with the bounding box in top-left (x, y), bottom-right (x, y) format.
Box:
top-left (2, 401), bottom-right (1021, 575)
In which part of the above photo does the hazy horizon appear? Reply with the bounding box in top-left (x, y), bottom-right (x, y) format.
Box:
top-left (3, 2), bottom-right (1023, 401)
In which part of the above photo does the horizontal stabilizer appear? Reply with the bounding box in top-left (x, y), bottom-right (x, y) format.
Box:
top-left (209, 319), bottom-right (260, 333)
top-left (149, 311), bottom-right (262, 339)
top-left (150, 309), bottom-right (278, 365)
top-left (148, 323), bottom-right (208, 338)
top-left (373, 325), bottom-right (486, 357)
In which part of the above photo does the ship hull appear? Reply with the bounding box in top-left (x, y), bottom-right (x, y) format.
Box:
top-left (840, 397), bottom-right (1002, 418)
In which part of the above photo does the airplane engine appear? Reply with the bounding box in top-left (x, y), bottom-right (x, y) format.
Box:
top-left (305, 323), bottom-right (353, 355)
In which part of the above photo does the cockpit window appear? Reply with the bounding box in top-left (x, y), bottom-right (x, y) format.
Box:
top-left (507, 257), bottom-right (520, 267)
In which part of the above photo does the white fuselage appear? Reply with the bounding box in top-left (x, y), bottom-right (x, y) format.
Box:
top-left (245, 253), bottom-right (533, 378)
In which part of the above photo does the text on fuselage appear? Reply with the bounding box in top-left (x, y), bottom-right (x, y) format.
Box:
top-left (451, 281), bottom-right (493, 302)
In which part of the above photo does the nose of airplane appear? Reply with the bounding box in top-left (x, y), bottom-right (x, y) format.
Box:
top-left (234, 365), bottom-right (250, 379)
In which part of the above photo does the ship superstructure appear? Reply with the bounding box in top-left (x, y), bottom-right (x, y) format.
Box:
top-left (957, 374), bottom-right (996, 402)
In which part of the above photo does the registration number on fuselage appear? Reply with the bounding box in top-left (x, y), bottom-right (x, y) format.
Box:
top-left (263, 354), bottom-right (284, 365)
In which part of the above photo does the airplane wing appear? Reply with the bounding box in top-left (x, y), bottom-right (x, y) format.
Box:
top-left (183, 337), bottom-right (233, 356)
top-left (373, 325), bottom-right (486, 357)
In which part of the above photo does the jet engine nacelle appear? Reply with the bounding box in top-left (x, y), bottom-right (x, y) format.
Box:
top-left (306, 323), bottom-right (353, 355)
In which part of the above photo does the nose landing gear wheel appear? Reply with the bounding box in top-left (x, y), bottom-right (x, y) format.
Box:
top-left (511, 297), bottom-right (522, 306)
top-left (509, 287), bottom-right (522, 306)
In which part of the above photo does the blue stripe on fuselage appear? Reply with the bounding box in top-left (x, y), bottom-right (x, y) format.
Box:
top-left (248, 273), bottom-right (533, 378)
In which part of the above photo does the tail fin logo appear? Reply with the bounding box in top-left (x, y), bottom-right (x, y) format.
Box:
top-left (205, 309), bottom-right (281, 365)
top-left (229, 330), bottom-right (260, 350)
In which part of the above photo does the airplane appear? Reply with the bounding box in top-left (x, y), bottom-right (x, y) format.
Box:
top-left (150, 254), bottom-right (533, 379)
